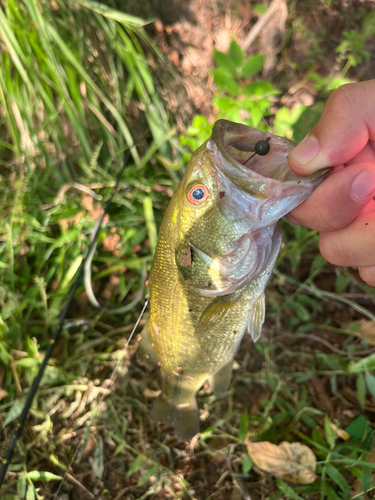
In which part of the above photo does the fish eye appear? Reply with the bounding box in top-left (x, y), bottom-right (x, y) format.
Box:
top-left (187, 184), bottom-right (209, 205)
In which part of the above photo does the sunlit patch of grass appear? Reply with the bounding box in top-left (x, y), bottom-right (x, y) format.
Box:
top-left (0, 0), bottom-right (179, 497)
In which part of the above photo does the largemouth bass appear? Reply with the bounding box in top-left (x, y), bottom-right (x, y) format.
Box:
top-left (138, 119), bottom-right (327, 440)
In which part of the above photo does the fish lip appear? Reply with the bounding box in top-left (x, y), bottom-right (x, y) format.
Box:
top-left (211, 119), bottom-right (330, 185)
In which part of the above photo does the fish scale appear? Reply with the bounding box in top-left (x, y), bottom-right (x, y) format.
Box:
top-left (137, 119), bottom-right (328, 440)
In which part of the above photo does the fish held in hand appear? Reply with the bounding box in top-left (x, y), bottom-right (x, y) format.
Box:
top-left (138, 119), bottom-right (327, 440)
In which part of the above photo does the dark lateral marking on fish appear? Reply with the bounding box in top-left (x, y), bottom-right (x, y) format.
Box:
top-left (233, 330), bottom-right (237, 335)
top-left (219, 191), bottom-right (225, 198)
top-left (189, 308), bottom-right (193, 312)
top-left (180, 247), bottom-right (192, 267)
top-left (243, 137), bottom-right (271, 165)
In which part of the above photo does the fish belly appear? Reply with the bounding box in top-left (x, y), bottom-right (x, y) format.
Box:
top-left (146, 235), bottom-right (271, 438)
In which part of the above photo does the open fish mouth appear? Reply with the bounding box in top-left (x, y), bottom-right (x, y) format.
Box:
top-left (211, 119), bottom-right (329, 184)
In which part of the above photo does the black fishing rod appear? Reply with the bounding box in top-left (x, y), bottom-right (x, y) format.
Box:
top-left (0, 120), bottom-right (145, 487)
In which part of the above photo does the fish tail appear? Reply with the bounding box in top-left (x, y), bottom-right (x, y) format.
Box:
top-left (150, 396), bottom-right (199, 441)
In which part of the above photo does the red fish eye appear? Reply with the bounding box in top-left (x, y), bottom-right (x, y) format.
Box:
top-left (187, 184), bottom-right (209, 205)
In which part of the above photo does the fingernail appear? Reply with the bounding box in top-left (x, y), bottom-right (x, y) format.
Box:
top-left (351, 169), bottom-right (375, 201)
top-left (290, 134), bottom-right (320, 166)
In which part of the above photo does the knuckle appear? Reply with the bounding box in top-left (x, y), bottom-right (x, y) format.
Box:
top-left (308, 203), bottom-right (339, 232)
top-left (328, 84), bottom-right (357, 111)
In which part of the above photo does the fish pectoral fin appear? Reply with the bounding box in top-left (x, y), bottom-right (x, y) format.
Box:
top-left (247, 293), bottom-right (265, 342)
top-left (208, 360), bottom-right (233, 394)
top-left (150, 396), bottom-right (199, 441)
top-left (194, 295), bottom-right (240, 338)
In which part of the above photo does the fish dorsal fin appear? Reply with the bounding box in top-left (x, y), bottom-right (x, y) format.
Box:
top-left (247, 293), bottom-right (265, 342)
top-left (194, 295), bottom-right (241, 338)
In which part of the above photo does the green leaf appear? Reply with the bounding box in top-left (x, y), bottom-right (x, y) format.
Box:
top-left (126, 455), bottom-right (144, 477)
top-left (238, 411), bottom-right (249, 441)
top-left (211, 69), bottom-right (239, 95)
top-left (138, 464), bottom-right (159, 486)
top-left (310, 254), bottom-right (327, 274)
top-left (229, 40), bottom-right (243, 68)
top-left (365, 372), bottom-right (375, 398)
top-left (241, 54), bottom-right (265, 78)
top-left (253, 3), bottom-right (267, 14)
top-left (3, 398), bottom-right (26, 427)
top-left (289, 301), bottom-right (311, 323)
top-left (27, 471), bottom-right (62, 482)
top-left (92, 435), bottom-right (104, 479)
top-left (143, 197), bottom-right (157, 255)
top-left (74, 0), bottom-right (145, 26)
top-left (345, 415), bottom-right (368, 441)
top-left (324, 463), bottom-right (349, 493)
top-left (59, 255), bottom-right (83, 290)
top-left (242, 453), bottom-right (253, 474)
top-left (213, 50), bottom-right (237, 77)
top-left (17, 472), bottom-right (27, 499)
top-left (361, 459), bottom-right (373, 492)
top-left (335, 274), bottom-right (351, 294)
top-left (276, 479), bottom-right (304, 500)
top-left (311, 428), bottom-right (327, 449)
top-left (14, 357), bottom-right (41, 368)
top-left (356, 374), bottom-right (366, 409)
top-left (243, 80), bottom-right (278, 97)
top-left (347, 354), bottom-right (375, 374)
top-left (324, 416), bottom-right (335, 448)
top-left (26, 484), bottom-right (36, 500)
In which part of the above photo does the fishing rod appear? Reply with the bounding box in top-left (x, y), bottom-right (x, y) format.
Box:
top-left (0, 119), bottom-right (146, 487)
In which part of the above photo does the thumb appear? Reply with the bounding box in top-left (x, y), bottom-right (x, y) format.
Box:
top-left (288, 80), bottom-right (375, 175)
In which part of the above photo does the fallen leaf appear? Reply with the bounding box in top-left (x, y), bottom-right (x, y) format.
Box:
top-left (245, 439), bottom-right (316, 484)
top-left (329, 422), bottom-right (350, 441)
top-left (0, 389), bottom-right (8, 401)
top-left (143, 388), bottom-right (161, 398)
top-left (352, 320), bottom-right (375, 346)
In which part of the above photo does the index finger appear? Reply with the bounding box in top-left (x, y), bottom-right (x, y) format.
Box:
top-left (288, 80), bottom-right (375, 175)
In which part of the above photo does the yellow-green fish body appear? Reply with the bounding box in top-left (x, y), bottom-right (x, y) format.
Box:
top-left (139, 120), bottom-right (326, 439)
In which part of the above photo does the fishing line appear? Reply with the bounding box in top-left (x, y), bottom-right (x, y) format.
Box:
top-left (52, 299), bottom-right (149, 500)
top-left (0, 118), bottom-right (147, 487)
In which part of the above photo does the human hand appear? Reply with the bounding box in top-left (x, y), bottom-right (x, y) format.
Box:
top-left (287, 80), bottom-right (375, 286)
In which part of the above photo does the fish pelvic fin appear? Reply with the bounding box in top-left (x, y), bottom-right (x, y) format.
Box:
top-left (247, 292), bottom-right (265, 342)
top-left (194, 294), bottom-right (241, 338)
top-left (150, 396), bottom-right (199, 441)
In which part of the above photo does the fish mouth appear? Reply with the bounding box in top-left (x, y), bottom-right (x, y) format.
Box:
top-left (211, 119), bottom-right (329, 184)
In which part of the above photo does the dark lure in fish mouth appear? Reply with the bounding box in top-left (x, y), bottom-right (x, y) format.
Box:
top-left (212, 119), bottom-right (329, 184)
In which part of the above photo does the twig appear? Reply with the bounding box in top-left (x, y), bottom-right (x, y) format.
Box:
top-left (276, 332), bottom-right (375, 357)
top-left (9, 354), bottom-right (22, 393)
top-left (113, 486), bottom-right (133, 500)
top-left (65, 472), bottom-right (96, 499)
top-left (273, 269), bottom-right (375, 322)
top-left (242, 0), bottom-right (285, 51)
top-left (41, 182), bottom-right (101, 209)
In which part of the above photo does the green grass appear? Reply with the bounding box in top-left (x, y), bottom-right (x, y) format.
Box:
top-left (1, 2), bottom-right (375, 500)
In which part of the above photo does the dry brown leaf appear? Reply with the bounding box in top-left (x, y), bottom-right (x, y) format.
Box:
top-left (0, 389), bottom-right (8, 401)
top-left (143, 388), bottom-right (161, 398)
top-left (352, 320), bottom-right (375, 346)
top-left (245, 439), bottom-right (316, 484)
